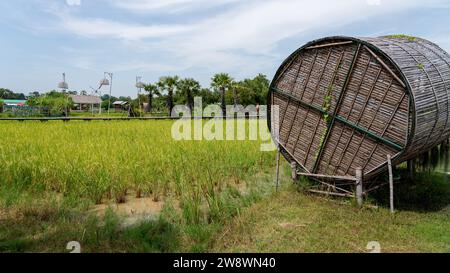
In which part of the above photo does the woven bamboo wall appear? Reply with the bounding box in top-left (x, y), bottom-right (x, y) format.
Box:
top-left (268, 36), bottom-right (450, 178)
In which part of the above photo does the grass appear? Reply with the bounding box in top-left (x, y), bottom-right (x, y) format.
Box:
top-left (0, 120), bottom-right (273, 205)
top-left (212, 169), bottom-right (450, 253)
top-left (385, 34), bottom-right (417, 42)
top-left (0, 120), bottom-right (449, 253)
top-left (0, 119), bottom-right (276, 252)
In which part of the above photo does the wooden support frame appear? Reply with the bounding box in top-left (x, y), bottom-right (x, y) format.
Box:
top-left (363, 45), bottom-right (406, 88)
top-left (271, 88), bottom-right (404, 151)
top-left (269, 35), bottom-right (450, 194)
top-left (294, 167), bottom-right (365, 206)
top-left (297, 172), bottom-right (356, 181)
top-left (275, 144), bottom-right (281, 192)
top-left (291, 161), bottom-right (298, 181)
top-left (387, 154), bottom-right (395, 214)
top-left (355, 168), bottom-right (363, 207)
top-left (305, 41), bottom-right (354, 50)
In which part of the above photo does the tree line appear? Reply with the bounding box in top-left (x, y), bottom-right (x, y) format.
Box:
top-left (143, 73), bottom-right (269, 115)
top-left (1, 73), bottom-right (270, 116)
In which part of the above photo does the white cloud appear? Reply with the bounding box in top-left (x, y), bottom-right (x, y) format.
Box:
top-left (60, 17), bottom-right (190, 40)
top-left (66, 0), bottom-right (81, 6)
top-left (111, 0), bottom-right (239, 13)
top-left (35, 0), bottom-right (450, 77)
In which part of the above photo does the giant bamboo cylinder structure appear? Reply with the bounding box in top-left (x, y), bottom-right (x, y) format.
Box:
top-left (268, 35), bottom-right (450, 178)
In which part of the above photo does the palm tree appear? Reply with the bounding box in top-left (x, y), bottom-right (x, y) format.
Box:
top-left (144, 83), bottom-right (159, 114)
top-left (231, 81), bottom-right (245, 107)
top-left (178, 78), bottom-right (200, 115)
top-left (158, 76), bottom-right (179, 116)
top-left (211, 73), bottom-right (233, 116)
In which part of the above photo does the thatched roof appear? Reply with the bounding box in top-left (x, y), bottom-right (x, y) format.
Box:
top-left (70, 95), bottom-right (102, 104)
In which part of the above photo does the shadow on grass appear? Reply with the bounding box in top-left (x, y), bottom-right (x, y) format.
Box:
top-left (0, 204), bottom-right (181, 253)
top-left (369, 170), bottom-right (450, 212)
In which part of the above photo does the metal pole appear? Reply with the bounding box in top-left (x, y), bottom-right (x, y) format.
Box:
top-left (107, 73), bottom-right (113, 115)
top-left (275, 145), bottom-right (281, 192)
top-left (387, 154), bottom-right (394, 214)
top-left (355, 167), bottom-right (363, 207)
top-left (99, 89), bottom-right (102, 115)
top-left (136, 76), bottom-right (143, 117)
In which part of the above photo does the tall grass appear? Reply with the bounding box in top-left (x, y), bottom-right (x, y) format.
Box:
top-left (0, 120), bottom-right (275, 229)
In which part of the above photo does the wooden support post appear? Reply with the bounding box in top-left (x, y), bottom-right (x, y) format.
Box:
top-left (387, 154), bottom-right (395, 214)
top-left (291, 161), bottom-right (298, 181)
top-left (275, 145), bottom-right (281, 192)
top-left (355, 167), bottom-right (363, 207)
top-left (443, 140), bottom-right (449, 184)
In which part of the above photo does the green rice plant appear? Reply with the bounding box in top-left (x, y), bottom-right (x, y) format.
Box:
top-left (0, 120), bottom-right (275, 229)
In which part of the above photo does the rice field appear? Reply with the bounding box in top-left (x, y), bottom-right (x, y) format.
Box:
top-left (0, 119), bottom-right (275, 204)
top-left (1, 120), bottom-right (448, 253)
top-left (0, 119), bottom-right (278, 239)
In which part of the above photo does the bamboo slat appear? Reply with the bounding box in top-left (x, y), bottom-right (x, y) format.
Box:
top-left (269, 35), bottom-right (450, 179)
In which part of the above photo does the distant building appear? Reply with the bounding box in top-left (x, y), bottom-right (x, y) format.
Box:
top-left (70, 95), bottom-right (102, 111)
top-left (1, 99), bottom-right (27, 107)
top-left (113, 101), bottom-right (129, 111)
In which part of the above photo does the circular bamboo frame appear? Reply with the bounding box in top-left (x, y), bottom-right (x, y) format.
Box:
top-left (268, 36), bottom-right (450, 178)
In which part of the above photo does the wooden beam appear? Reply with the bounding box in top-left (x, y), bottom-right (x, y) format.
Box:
top-left (355, 167), bottom-right (363, 207)
top-left (306, 41), bottom-right (353, 50)
top-left (334, 116), bottom-right (404, 150)
top-left (271, 87), bottom-right (405, 151)
top-left (363, 45), bottom-right (406, 88)
top-left (272, 87), bottom-right (325, 114)
top-left (387, 154), bottom-right (395, 214)
top-left (297, 172), bottom-right (357, 181)
top-left (308, 189), bottom-right (354, 198)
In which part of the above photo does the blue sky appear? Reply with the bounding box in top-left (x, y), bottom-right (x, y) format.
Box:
top-left (0, 0), bottom-right (449, 98)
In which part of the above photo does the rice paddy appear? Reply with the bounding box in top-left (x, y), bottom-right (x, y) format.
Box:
top-left (0, 120), bottom-right (274, 205)
top-left (0, 120), bottom-right (449, 253)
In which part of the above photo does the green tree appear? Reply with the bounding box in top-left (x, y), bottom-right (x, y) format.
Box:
top-left (177, 78), bottom-right (201, 114)
top-left (144, 83), bottom-right (160, 113)
top-left (0, 88), bottom-right (26, 100)
top-left (158, 76), bottom-right (179, 116)
top-left (29, 91), bottom-right (41, 98)
top-left (27, 91), bottom-right (73, 117)
top-left (237, 74), bottom-right (270, 106)
top-left (197, 88), bottom-right (220, 106)
top-left (211, 73), bottom-right (233, 116)
top-left (101, 94), bottom-right (118, 110)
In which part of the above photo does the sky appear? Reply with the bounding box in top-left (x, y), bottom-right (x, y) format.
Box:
top-left (0, 0), bottom-right (449, 98)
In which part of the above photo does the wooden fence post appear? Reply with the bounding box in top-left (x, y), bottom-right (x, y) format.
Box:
top-left (291, 161), bottom-right (298, 181)
top-left (355, 167), bottom-right (363, 207)
top-left (444, 140), bottom-right (449, 184)
top-left (275, 145), bottom-right (281, 192)
top-left (387, 154), bottom-right (394, 214)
